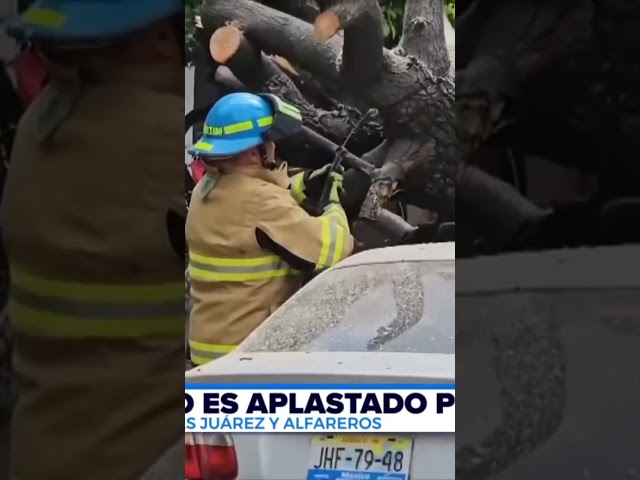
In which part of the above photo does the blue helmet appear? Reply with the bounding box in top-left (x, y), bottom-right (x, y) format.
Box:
top-left (6, 0), bottom-right (182, 41)
top-left (188, 93), bottom-right (275, 158)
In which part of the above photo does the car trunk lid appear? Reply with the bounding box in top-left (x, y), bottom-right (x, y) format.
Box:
top-left (186, 352), bottom-right (455, 480)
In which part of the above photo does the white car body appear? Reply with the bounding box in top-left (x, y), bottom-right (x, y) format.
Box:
top-left (456, 245), bottom-right (640, 478)
top-left (186, 242), bottom-right (456, 480)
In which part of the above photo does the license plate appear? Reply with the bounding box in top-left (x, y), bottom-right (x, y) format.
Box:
top-left (307, 434), bottom-right (414, 480)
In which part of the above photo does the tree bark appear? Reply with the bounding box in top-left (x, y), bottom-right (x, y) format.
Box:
top-left (313, 0), bottom-right (385, 88)
top-left (262, 0), bottom-right (320, 22)
top-left (397, 0), bottom-right (450, 75)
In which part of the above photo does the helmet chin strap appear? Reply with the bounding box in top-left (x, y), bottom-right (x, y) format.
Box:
top-left (260, 142), bottom-right (277, 170)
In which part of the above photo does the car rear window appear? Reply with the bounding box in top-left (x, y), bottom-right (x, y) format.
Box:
top-left (237, 260), bottom-right (454, 354)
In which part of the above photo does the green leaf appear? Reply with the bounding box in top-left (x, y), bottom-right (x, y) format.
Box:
top-left (382, 20), bottom-right (391, 38)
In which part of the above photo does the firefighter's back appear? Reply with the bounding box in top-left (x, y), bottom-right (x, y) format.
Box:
top-left (1, 63), bottom-right (185, 480)
top-left (186, 166), bottom-right (303, 365)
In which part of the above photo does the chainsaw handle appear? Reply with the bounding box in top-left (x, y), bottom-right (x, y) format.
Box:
top-left (317, 108), bottom-right (377, 209)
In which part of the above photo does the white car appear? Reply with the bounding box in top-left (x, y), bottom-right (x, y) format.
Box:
top-left (184, 243), bottom-right (455, 480)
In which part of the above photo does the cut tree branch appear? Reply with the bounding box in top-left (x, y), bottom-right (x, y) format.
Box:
top-left (208, 25), bottom-right (383, 149)
top-left (271, 56), bottom-right (341, 108)
top-left (314, 0), bottom-right (384, 87)
top-left (210, 26), bottom-right (307, 101)
top-left (214, 66), bottom-right (245, 90)
top-left (200, 0), bottom-right (343, 84)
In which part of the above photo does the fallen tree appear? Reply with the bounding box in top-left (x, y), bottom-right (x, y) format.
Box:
top-left (189, 0), bottom-right (456, 239)
top-left (455, 0), bottom-right (640, 254)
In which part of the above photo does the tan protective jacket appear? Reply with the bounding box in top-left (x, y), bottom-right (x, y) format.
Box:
top-left (186, 163), bottom-right (354, 365)
top-left (0, 60), bottom-right (185, 480)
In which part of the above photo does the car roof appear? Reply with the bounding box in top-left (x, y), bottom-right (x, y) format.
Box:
top-left (333, 242), bottom-right (455, 269)
top-left (326, 243), bottom-right (640, 293)
top-left (457, 245), bottom-right (640, 295)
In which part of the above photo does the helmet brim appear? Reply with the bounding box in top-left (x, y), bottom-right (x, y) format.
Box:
top-left (6, 0), bottom-right (181, 42)
top-left (187, 135), bottom-right (263, 158)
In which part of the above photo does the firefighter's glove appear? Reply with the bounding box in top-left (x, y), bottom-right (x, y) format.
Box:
top-left (309, 163), bottom-right (345, 183)
top-left (289, 164), bottom-right (345, 204)
top-left (326, 172), bottom-right (345, 204)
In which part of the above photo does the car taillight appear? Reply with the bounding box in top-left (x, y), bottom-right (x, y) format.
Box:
top-left (185, 432), bottom-right (238, 480)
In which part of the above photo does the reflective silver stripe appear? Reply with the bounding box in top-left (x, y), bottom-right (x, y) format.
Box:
top-left (325, 204), bottom-right (349, 228)
top-left (317, 217), bottom-right (341, 269)
top-left (326, 220), bottom-right (338, 266)
top-left (189, 346), bottom-right (229, 364)
top-left (10, 286), bottom-right (184, 317)
top-left (188, 258), bottom-right (284, 274)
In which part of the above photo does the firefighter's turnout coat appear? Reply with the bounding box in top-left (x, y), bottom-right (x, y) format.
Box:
top-left (185, 162), bottom-right (354, 365)
top-left (0, 60), bottom-right (185, 480)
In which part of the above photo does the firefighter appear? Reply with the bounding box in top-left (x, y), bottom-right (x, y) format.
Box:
top-left (2, 1), bottom-right (184, 479)
top-left (186, 92), bottom-right (355, 366)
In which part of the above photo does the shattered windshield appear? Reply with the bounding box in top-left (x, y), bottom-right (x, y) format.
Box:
top-left (237, 260), bottom-right (455, 354)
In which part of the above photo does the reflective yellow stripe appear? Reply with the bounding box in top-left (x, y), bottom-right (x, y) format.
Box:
top-left (9, 301), bottom-right (183, 338)
top-left (24, 7), bottom-right (67, 28)
top-left (316, 217), bottom-right (347, 270)
top-left (324, 203), bottom-right (349, 228)
top-left (190, 354), bottom-right (211, 366)
top-left (9, 268), bottom-right (183, 338)
top-left (204, 116), bottom-right (275, 136)
top-left (189, 340), bottom-right (236, 365)
top-left (289, 172), bottom-right (307, 204)
top-left (280, 105), bottom-right (302, 120)
top-left (188, 253), bottom-right (299, 282)
top-left (190, 252), bottom-right (285, 267)
top-left (223, 121), bottom-right (253, 134)
top-left (11, 269), bottom-right (184, 302)
top-left (272, 96), bottom-right (303, 120)
top-left (334, 225), bottom-right (346, 263)
top-left (193, 141), bottom-right (213, 151)
top-left (317, 217), bottom-right (333, 268)
top-left (257, 116), bottom-right (274, 127)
